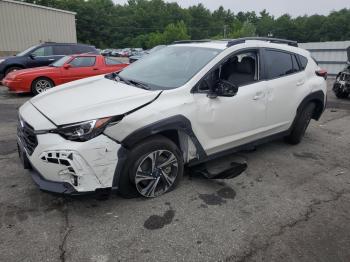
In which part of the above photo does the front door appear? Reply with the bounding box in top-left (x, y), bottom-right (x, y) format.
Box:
top-left (191, 50), bottom-right (268, 155)
top-left (27, 46), bottom-right (60, 67)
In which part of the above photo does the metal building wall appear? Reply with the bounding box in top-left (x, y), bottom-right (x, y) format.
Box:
top-left (0, 0), bottom-right (77, 56)
top-left (299, 41), bottom-right (350, 77)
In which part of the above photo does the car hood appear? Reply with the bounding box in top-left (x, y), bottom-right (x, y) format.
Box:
top-left (0, 56), bottom-right (14, 60)
top-left (30, 75), bottom-right (161, 126)
top-left (7, 66), bottom-right (56, 78)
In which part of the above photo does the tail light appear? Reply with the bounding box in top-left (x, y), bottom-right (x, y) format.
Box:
top-left (316, 69), bottom-right (327, 80)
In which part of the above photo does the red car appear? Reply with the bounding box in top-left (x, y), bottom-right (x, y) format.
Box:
top-left (2, 54), bottom-right (128, 95)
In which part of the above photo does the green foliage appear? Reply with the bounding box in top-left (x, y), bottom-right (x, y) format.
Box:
top-left (20, 0), bottom-right (350, 48)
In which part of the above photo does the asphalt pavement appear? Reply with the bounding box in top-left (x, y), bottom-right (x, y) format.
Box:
top-left (0, 81), bottom-right (350, 262)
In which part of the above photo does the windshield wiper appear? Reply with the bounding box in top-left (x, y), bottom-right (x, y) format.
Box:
top-left (128, 80), bottom-right (150, 90)
top-left (107, 73), bottom-right (150, 90)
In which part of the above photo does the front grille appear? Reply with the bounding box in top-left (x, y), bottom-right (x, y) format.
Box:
top-left (17, 117), bottom-right (38, 155)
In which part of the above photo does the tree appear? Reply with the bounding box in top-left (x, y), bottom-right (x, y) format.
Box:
top-left (20, 0), bottom-right (350, 47)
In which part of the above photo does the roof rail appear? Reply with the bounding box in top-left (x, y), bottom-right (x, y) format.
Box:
top-left (172, 39), bottom-right (211, 44)
top-left (226, 37), bottom-right (298, 47)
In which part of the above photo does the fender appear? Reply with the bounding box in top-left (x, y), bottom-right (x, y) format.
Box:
top-left (121, 115), bottom-right (207, 159)
top-left (296, 90), bottom-right (325, 121)
top-left (112, 115), bottom-right (207, 189)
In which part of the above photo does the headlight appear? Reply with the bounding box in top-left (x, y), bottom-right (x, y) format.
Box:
top-left (55, 116), bottom-right (122, 141)
top-left (0, 59), bottom-right (5, 64)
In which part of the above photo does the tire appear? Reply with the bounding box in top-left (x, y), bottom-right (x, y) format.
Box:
top-left (5, 66), bottom-right (23, 76)
top-left (334, 90), bottom-right (349, 99)
top-left (285, 103), bottom-right (316, 145)
top-left (31, 77), bottom-right (54, 95)
top-left (118, 136), bottom-right (184, 198)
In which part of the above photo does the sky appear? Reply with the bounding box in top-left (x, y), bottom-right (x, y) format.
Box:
top-left (113, 0), bottom-right (350, 17)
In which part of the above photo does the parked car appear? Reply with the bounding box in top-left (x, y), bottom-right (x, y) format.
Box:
top-left (129, 45), bottom-right (165, 63)
top-left (101, 49), bottom-right (113, 56)
top-left (333, 46), bottom-right (350, 98)
top-left (119, 48), bottom-right (132, 57)
top-left (0, 42), bottom-right (98, 80)
top-left (2, 54), bottom-right (128, 95)
top-left (110, 49), bottom-right (122, 57)
top-left (17, 38), bottom-right (327, 198)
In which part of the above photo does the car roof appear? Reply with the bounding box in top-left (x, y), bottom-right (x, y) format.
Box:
top-left (40, 42), bottom-right (95, 47)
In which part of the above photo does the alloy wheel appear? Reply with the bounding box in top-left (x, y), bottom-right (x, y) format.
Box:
top-left (35, 79), bottom-right (52, 93)
top-left (135, 150), bottom-right (178, 198)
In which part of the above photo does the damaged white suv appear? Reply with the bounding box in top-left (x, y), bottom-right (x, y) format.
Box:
top-left (18, 38), bottom-right (327, 198)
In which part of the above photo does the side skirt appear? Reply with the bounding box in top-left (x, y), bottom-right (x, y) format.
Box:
top-left (187, 130), bottom-right (290, 167)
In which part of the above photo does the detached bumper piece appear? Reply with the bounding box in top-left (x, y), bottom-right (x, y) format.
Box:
top-left (30, 167), bottom-right (78, 195)
top-left (191, 159), bottom-right (247, 179)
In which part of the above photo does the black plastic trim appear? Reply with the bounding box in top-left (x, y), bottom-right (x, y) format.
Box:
top-left (188, 130), bottom-right (290, 166)
top-left (121, 115), bottom-right (207, 159)
top-left (296, 90), bottom-right (325, 121)
top-left (227, 37), bottom-right (298, 47)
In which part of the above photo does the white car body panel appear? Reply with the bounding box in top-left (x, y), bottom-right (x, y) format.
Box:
top-left (30, 75), bottom-right (161, 125)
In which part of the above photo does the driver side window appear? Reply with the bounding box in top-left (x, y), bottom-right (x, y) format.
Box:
top-left (197, 50), bottom-right (259, 92)
top-left (221, 51), bottom-right (259, 87)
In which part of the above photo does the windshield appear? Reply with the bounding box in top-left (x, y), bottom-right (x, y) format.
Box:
top-left (118, 46), bottom-right (221, 90)
top-left (51, 56), bottom-right (71, 67)
top-left (16, 45), bottom-right (39, 56)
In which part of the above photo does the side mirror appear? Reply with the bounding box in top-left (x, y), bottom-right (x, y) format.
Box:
top-left (29, 54), bottom-right (36, 59)
top-left (207, 80), bottom-right (238, 99)
top-left (63, 64), bottom-right (71, 69)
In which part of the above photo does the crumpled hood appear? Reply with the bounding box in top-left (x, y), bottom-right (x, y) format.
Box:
top-left (30, 75), bottom-right (161, 125)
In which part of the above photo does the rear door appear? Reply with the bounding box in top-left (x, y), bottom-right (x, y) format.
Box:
top-left (62, 56), bottom-right (98, 83)
top-left (263, 49), bottom-right (308, 132)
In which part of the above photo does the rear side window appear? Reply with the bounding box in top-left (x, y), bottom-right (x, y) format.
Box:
top-left (72, 45), bottom-right (96, 54)
top-left (291, 54), bottom-right (300, 72)
top-left (69, 57), bottom-right (96, 67)
top-left (299, 55), bottom-right (309, 69)
top-left (265, 50), bottom-right (298, 79)
top-left (54, 45), bottom-right (73, 55)
top-left (104, 57), bottom-right (121, 65)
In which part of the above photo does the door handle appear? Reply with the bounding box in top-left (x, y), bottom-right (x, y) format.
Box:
top-left (93, 68), bottom-right (99, 70)
top-left (253, 91), bottom-right (264, 100)
top-left (48, 59), bottom-right (55, 61)
top-left (296, 80), bottom-right (305, 86)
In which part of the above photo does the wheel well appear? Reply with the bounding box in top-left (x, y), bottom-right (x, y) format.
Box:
top-left (157, 130), bottom-right (180, 148)
top-left (310, 99), bottom-right (324, 120)
top-left (4, 64), bottom-right (24, 73)
top-left (129, 130), bottom-right (181, 151)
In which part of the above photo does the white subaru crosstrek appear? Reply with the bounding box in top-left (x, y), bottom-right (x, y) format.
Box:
top-left (17, 38), bottom-right (327, 198)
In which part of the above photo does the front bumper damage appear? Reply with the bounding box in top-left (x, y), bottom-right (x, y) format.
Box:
top-left (18, 131), bottom-right (121, 194)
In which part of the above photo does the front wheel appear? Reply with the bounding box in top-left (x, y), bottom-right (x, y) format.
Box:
top-left (31, 77), bottom-right (54, 95)
top-left (118, 136), bottom-right (184, 198)
top-left (5, 66), bottom-right (23, 76)
top-left (285, 103), bottom-right (315, 145)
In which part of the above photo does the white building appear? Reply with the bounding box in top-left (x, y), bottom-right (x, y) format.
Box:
top-left (0, 0), bottom-right (77, 56)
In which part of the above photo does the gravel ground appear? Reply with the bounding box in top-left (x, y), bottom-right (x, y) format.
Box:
top-left (0, 80), bottom-right (349, 262)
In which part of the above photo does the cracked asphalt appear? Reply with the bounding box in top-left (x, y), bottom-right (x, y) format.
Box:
top-left (0, 81), bottom-right (350, 262)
